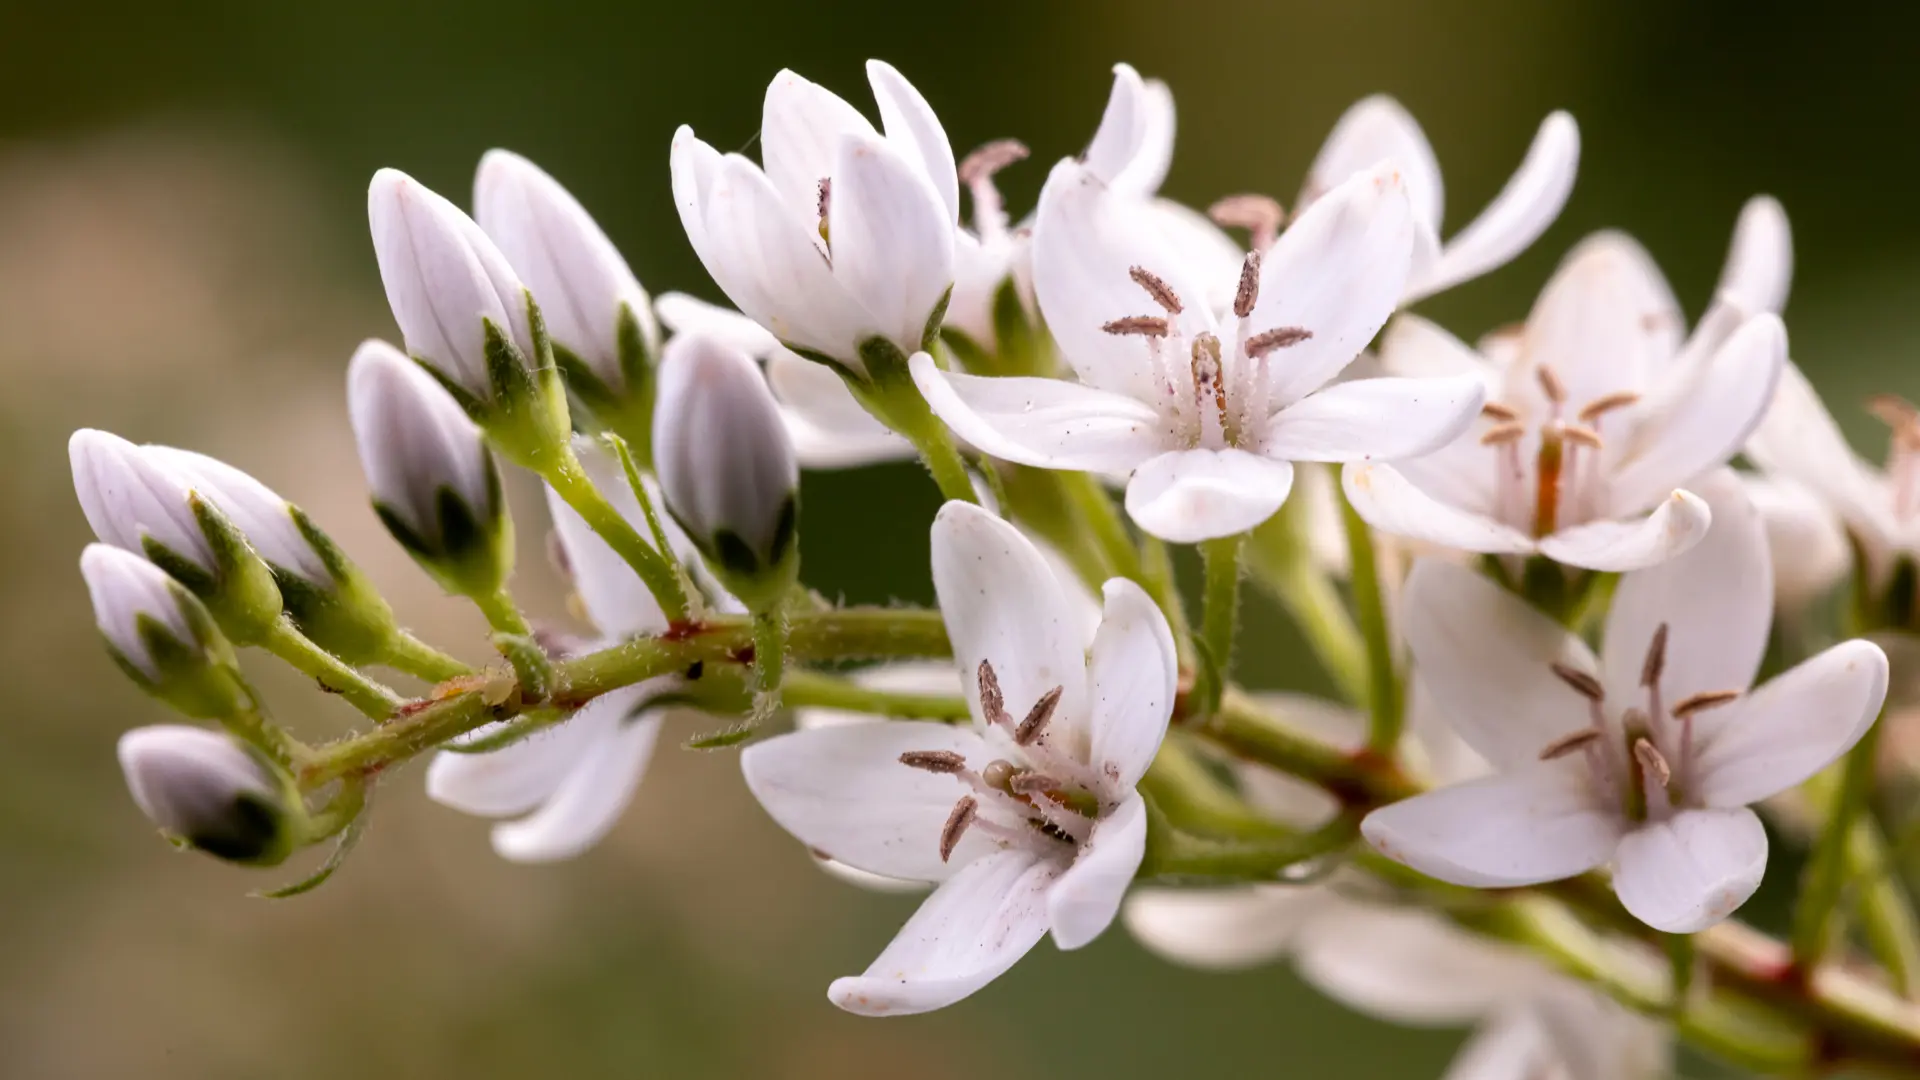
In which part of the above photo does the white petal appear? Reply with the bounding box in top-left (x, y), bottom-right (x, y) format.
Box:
top-left (1124, 449), bottom-right (1294, 543)
top-left (865, 60), bottom-right (959, 222)
top-left (1031, 158), bottom-right (1216, 400)
top-left (1378, 314), bottom-right (1502, 385)
top-left (1744, 473), bottom-right (1850, 610)
top-left (1606, 314), bottom-right (1785, 516)
top-left (931, 503), bottom-right (1092, 759)
top-left (1612, 808), bottom-right (1767, 933)
top-left (1293, 901), bottom-right (1548, 1025)
top-left (1361, 761), bottom-right (1620, 887)
top-left (1260, 375), bottom-right (1485, 463)
top-left (1341, 463), bottom-right (1535, 556)
top-left (768, 350), bottom-right (915, 468)
top-left (829, 848), bottom-right (1054, 1016)
top-left (1085, 581), bottom-right (1178, 790)
top-left (760, 69), bottom-right (878, 216)
top-left (654, 291), bottom-right (782, 357)
top-left (1717, 195), bottom-right (1792, 316)
top-left (426, 704), bottom-right (615, 817)
top-left (1048, 794), bottom-right (1148, 949)
top-left (670, 127), bottom-right (729, 285)
top-left (909, 355), bottom-right (1165, 472)
top-left (1399, 558), bottom-right (1598, 770)
top-left (1254, 163), bottom-right (1416, 405)
top-left (815, 855), bottom-right (932, 893)
top-left (1693, 640), bottom-right (1888, 808)
top-left (1519, 232), bottom-right (1676, 408)
top-left (1123, 886), bottom-right (1323, 970)
top-left (1406, 112), bottom-right (1580, 303)
top-left (1111, 77), bottom-right (1176, 197)
top-left (1081, 63), bottom-right (1147, 185)
top-left (830, 134), bottom-right (956, 354)
top-left (1535, 489), bottom-right (1710, 572)
top-left (1441, 1008), bottom-right (1556, 1080)
top-left (1601, 470), bottom-right (1769, 707)
top-left (1305, 95), bottom-right (1444, 232)
top-left (1145, 197), bottom-right (1245, 308)
top-left (1746, 360), bottom-right (1897, 554)
top-left (741, 721), bottom-right (997, 882)
top-left (544, 443), bottom-right (668, 637)
top-left (147, 447), bottom-right (330, 585)
top-left (492, 710), bottom-right (664, 863)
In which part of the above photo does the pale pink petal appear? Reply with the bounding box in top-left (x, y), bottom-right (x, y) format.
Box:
top-left (1716, 195), bottom-right (1792, 317)
top-left (760, 69), bottom-right (878, 214)
top-left (1744, 473), bottom-right (1849, 610)
top-left (1048, 794), bottom-right (1148, 949)
top-left (1124, 448), bottom-right (1294, 543)
top-left (829, 134), bottom-right (955, 354)
top-left (1085, 580), bottom-right (1179, 790)
top-left (654, 291), bottom-right (781, 357)
top-left (1294, 901), bottom-right (1548, 1024)
top-left (1362, 761), bottom-right (1620, 887)
top-left (492, 710), bottom-right (664, 863)
top-left (1612, 807), bottom-right (1767, 933)
top-left (1341, 463), bottom-right (1535, 555)
top-left (1123, 886), bottom-right (1326, 970)
top-left (1260, 375), bottom-right (1485, 463)
top-left (1081, 64), bottom-right (1148, 185)
top-left (865, 59), bottom-right (958, 222)
top-left (1111, 76), bottom-right (1176, 196)
top-left (1406, 112), bottom-right (1580, 303)
top-left (425, 712), bottom-right (607, 817)
top-left (909, 355), bottom-right (1166, 473)
top-left (1693, 640), bottom-right (1887, 808)
top-left (1747, 360), bottom-right (1899, 557)
top-left (767, 350), bottom-right (914, 468)
top-left (1535, 489), bottom-right (1710, 572)
top-left (1520, 233), bottom-right (1676, 408)
top-left (1305, 95), bottom-right (1444, 232)
top-left (1377, 314), bottom-right (1502, 385)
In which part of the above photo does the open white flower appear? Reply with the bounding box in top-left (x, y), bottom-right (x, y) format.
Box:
top-left (913, 158), bottom-right (1485, 543)
top-left (1364, 471), bottom-right (1887, 932)
top-left (426, 440), bottom-right (726, 862)
top-left (1743, 472), bottom-right (1849, 614)
top-left (741, 501), bottom-right (1178, 1014)
top-left (1346, 222), bottom-right (1789, 571)
top-left (671, 61), bottom-right (956, 369)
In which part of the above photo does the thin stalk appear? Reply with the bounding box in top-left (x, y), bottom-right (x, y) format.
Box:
top-left (1246, 498), bottom-right (1369, 706)
top-left (606, 433), bottom-right (696, 610)
top-left (381, 630), bottom-right (470, 683)
top-left (473, 589), bottom-right (553, 701)
top-left (1341, 492), bottom-right (1403, 754)
top-left (1139, 735), bottom-right (1293, 841)
top-left (1199, 534), bottom-right (1245, 680)
top-left (543, 445), bottom-right (691, 622)
top-left (260, 614), bottom-right (402, 720)
top-left (779, 671), bottom-right (970, 723)
top-left (1795, 708), bottom-right (1892, 972)
top-left (1139, 794), bottom-right (1357, 879)
top-left (1057, 471), bottom-right (1144, 581)
top-left (1137, 534), bottom-right (1195, 660)
top-left (750, 607), bottom-right (789, 719)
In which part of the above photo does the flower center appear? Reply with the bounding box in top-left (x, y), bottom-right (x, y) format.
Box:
top-left (1100, 259), bottom-right (1312, 451)
top-left (1539, 623), bottom-right (1741, 821)
top-left (1482, 365), bottom-right (1640, 537)
top-left (1870, 394), bottom-right (1920, 523)
top-left (897, 659), bottom-right (1094, 862)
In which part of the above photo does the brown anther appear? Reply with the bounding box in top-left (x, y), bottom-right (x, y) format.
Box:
top-left (1641, 623), bottom-right (1669, 689)
top-left (816, 177), bottom-right (832, 220)
top-left (1208, 193), bottom-right (1285, 251)
top-left (1233, 251), bottom-right (1262, 319)
top-left (1577, 391), bottom-right (1641, 424)
top-left (978, 660), bottom-right (1010, 728)
top-left (1008, 772), bottom-right (1063, 795)
top-left (1014, 686), bottom-right (1065, 746)
top-left (939, 796), bottom-right (979, 862)
top-left (1549, 662), bottom-right (1605, 701)
top-left (1481, 401), bottom-right (1520, 422)
top-left (958, 139), bottom-right (1029, 185)
top-left (1128, 266), bottom-right (1184, 314)
top-left (1536, 365), bottom-right (1567, 405)
top-left (1633, 738), bottom-right (1672, 786)
top-left (1102, 315), bottom-right (1170, 338)
top-left (899, 750), bottom-right (967, 774)
top-left (1539, 728), bottom-right (1602, 761)
top-left (1245, 326), bottom-right (1313, 359)
top-left (1672, 690), bottom-right (1741, 718)
top-left (1479, 422), bottom-right (1527, 446)
top-left (1868, 394), bottom-right (1919, 428)
top-left (1560, 423), bottom-right (1604, 450)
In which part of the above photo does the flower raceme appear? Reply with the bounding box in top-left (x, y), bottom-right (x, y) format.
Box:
top-left (742, 502), bottom-right (1178, 1014)
top-left (1363, 470), bottom-right (1888, 932)
top-left (914, 158), bottom-right (1487, 543)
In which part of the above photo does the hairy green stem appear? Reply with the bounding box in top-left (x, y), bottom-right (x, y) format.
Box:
top-left (543, 446), bottom-right (692, 622)
top-left (261, 614), bottom-right (402, 720)
top-left (750, 607), bottom-right (789, 718)
top-left (1140, 794), bottom-right (1358, 879)
top-left (1795, 708), bottom-right (1892, 971)
top-left (779, 670), bottom-right (970, 723)
top-left (1341, 493), bottom-right (1403, 754)
top-left (380, 630), bottom-right (471, 683)
top-left (1200, 534), bottom-right (1245, 679)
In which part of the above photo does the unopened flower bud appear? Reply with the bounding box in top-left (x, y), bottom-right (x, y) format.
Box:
top-left (117, 725), bottom-right (299, 866)
top-left (81, 542), bottom-right (250, 717)
top-left (475, 150), bottom-right (660, 407)
top-left (348, 339), bottom-right (511, 599)
top-left (69, 430), bottom-right (282, 642)
top-left (653, 332), bottom-right (799, 609)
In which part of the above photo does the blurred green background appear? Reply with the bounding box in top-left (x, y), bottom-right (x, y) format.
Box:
top-left (4, 1), bottom-right (1918, 1076)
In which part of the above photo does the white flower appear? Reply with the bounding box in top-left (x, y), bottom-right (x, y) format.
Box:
top-left (368, 167), bottom-right (537, 398)
top-left (1346, 224), bottom-right (1789, 571)
top-left (425, 440), bottom-right (724, 862)
top-left (1444, 989), bottom-right (1669, 1080)
top-left (346, 339), bottom-right (501, 556)
top-left (671, 61), bottom-right (956, 369)
top-left (70, 428), bottom-right (215, 571)
top-left (80, 543), bottom-right (201, 680)
top-left (913, 157), bottom-right (1485, 543)
top-left (142, 446), bottom-right (332, 586)
top-left (474, 149), bottom-right (660, 389)
top-left (741, 501), bottom-right (1178, 1014)
top-left (118, 725), bottom-right (292, 864)
top-left (1363, 470), bottom-right (1888, 932)
top-left (1743, 472), bottom-right (1849, 613)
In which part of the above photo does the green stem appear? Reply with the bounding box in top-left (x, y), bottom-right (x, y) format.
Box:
top-left (380, 630), bottom-right (470, 683)
top-left (1849, 815), bottom-right (1920, 999)
top-left (472, 589), bottom-right (553, 701)
top-left (606, 433), bottom-right (697, 610)
top-left (1137, 534), bottom-right (1194, 659)
top-left (1057, 471), bottom-right (1143, 581)
top-left (780, 671), bottom-right (970, 723)
top-left (750, 607), bottom-right (788, 719)
top-left (1342, 491), bottom-right (1402, 754)
top-left (851, 341), bottom-right (980, 505)
top-left (260, 615), bottom-right (402, 720)
top-left (1795, 709), bottom-right (1891, 972)
top-left (1199, 534), bottom-right (1245, 680)
top-left (1138, 735), bottom-right (1293, 841)
top-left (1246, 500), bottom-right (1369, 707)
top-left (1140, 794), bottom-right (1357, 879)
top-left (543, 445), bottom-right (692, 622)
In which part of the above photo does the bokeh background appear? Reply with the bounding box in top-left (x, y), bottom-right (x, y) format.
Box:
top-left (4, 2), bottom-right (1919, 1076)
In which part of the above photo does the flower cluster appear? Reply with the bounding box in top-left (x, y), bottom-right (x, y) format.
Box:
top-left (62, 56), bottom-right (1920, 1078)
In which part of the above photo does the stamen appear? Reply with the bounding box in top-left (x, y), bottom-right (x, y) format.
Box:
top-left (1191, 334), bottom-right (1228, 425)
top-left (1540, 728), bottom-right (1602, 761)
top-left (981, 759), bottom-right (1019, 793)
top-left (1207, 193), bottom-right (1285, 253)
top-left (1233, 251), bottom-right (1261, 319)
top-left (1481, 401), bottom-right (1521, 422)
top-left (939, 796), bottom-right (978, 862)
top-left (1102, 315), bottom-right (1170, 338)
top-left (899, 750), bottom-right (967, 774)
top-left (1014, 686), bottom-right (1064, 746)
top-left (816, 177), bottom-right (832, 247)
top-left (1549, 662), bottom-right (1605, 701)
top-left (1536, 365), bottom-right (1567, 405)
top-left (1672, 690), bottom-right (1740, 718)
top-left (1633, 738), bottom-right (1671, 787)
top-left (1641, 623), bottom-right (1670, 689)
top-left (978, 660), bottom-right (1010, 728)
top-left (1244, 326), bottom-right (1313, 358)
top-left (1008, 772), bottom-right (1063, 795)
top-left (1577, 391), bottom-right (1641, 424)
top-left (958, 139), bottom-right (1029, 185)
top-left (1480, 422), bottom-right (1527, 446)
top-left (1128, 266), bottom-right (1184, 314)
top-left (1561, 423), bottom-right (1604, 450)
top-left (1868, 393), bottom-right (1920, 431)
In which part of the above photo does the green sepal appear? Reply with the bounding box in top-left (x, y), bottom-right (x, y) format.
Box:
top-left (371, 464), bottom-right (514, 603)
top-left (175, 743), bottom-right (303, 868)
top-left (675, 494), bottom-right (800, 614)
top-left (142, 494), bottom-right (283, 645)
top-left (684, 721), bottom-right (758, 750)
top-left (112, 601), bottom-right (251, 720)
top-left (271, 507), bottom-right (401, 667)
top-left (988, 274), bottom-right (1046, 376)
top-left (919, 284), bottom-right (953, 353)
top-left (477, 303), bottom-right (573, 471)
